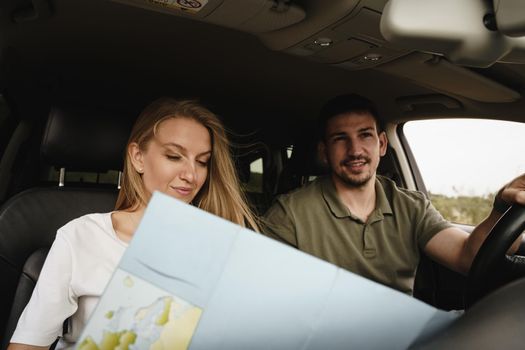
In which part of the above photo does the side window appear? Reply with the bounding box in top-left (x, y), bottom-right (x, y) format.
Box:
top-left (403, 119), bottom-right (525, 225)
top-left (244, 157), bottom-right (263, 193)
top-left (285, 145), bottom-right (293, 159)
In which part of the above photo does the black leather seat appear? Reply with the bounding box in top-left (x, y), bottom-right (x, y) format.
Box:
top-left (0, 105), bottom-right (131, 348)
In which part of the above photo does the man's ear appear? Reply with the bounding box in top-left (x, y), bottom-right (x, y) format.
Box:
top-left (128, 142), bottom-right (145, 173)
top-left (318, 141), bottom-right (328, 165)
top-left (379, 131), bottom-right (388, 157)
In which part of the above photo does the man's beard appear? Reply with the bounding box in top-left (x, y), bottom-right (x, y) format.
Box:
top-left (336, 156), bottom-right (374, 188)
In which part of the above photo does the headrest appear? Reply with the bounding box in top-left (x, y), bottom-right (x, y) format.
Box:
top-left (289, 131), bottom-right (328, 177)
top-left (41, 105), bottom-right (133, 172)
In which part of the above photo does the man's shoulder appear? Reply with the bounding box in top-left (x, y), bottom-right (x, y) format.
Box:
top-left (264, 177), bottom-right (328, 231)
top-left (266, 177), bottom-right (328, 217)
top-left (377, 175), bottom-right (428, 204)
top-left (275, 177), bottom-right (325, 204)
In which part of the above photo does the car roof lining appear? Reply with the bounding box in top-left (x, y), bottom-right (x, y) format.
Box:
top-left (1, 0), bottom-right (524, 133)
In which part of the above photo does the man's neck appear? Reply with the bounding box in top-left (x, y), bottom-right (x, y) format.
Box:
top-left (332, 174), bottom-right (377, 222)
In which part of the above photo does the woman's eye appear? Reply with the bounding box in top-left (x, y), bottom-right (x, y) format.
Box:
top-left (166, 154), bottom-right (181, 161)
top-left (197, 160), bottom-right (209, 167)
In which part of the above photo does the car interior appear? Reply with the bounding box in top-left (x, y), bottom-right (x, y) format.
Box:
top-left (1, 0), bottom-right (525, 348)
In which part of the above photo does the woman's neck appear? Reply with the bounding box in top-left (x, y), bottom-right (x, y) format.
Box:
top-left (111, 206), bottom-right (145, 243)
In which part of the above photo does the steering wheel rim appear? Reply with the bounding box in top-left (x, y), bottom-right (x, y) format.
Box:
top-left (465, 204), bottom-right (525, 308)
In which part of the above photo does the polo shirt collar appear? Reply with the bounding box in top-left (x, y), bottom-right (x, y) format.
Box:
top-left (320, 176), bottom-right (393, 220)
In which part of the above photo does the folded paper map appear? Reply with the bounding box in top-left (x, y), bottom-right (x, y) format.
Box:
top-left (76, 192), bottom-right (458, 350)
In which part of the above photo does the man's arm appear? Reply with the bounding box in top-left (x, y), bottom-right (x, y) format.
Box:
top-left (424, 173), bottom-right (525, 275)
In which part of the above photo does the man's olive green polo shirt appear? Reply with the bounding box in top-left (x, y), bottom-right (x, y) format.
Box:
top-left (263, 175), bottom-right (451, 294)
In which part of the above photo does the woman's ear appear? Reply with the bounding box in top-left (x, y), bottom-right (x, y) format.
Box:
top-left (128, 142), bottom-right (145, 174)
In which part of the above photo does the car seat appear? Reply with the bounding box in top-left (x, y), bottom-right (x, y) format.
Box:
top-left (0, 104), bottom-right (132, 348)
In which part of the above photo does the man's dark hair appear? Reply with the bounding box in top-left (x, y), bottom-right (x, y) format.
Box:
top-left (318, 94), bottom-right (385, 141)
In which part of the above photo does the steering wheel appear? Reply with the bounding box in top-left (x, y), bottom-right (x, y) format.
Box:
top-left (465, 204), bottom-right (525, 308)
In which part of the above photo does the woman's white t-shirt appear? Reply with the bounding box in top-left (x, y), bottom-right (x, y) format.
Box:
top-left (10, 212), bottom-right (127, 349)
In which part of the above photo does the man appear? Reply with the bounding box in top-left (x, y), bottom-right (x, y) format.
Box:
top-left (263, 94), bottom-right (525, 295)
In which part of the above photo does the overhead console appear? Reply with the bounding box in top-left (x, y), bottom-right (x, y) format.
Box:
top-left (259, 0), bottom-right (408, 70)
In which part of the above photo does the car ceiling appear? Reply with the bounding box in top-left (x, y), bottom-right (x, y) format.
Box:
top-left (1, 0), bottom-right (524, 140)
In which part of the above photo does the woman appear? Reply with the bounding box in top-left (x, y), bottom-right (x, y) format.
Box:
top-left (9, 98), bottom-right (258, 349)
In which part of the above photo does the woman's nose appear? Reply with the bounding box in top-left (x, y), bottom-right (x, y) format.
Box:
top-left (180, 161), bottom-right (197, 183)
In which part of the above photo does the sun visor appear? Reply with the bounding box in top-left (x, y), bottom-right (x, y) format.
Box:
top-left (495, 0), bottom-right (525, 37)
top-left (376, 53), bottom-right (521, 103)
top-left (109, 0), bottom-right (305, 33)
top-left (380, 0), bottom-right (525, 68)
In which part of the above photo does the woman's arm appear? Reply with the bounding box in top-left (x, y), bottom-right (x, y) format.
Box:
top-left (9, 232), bottom-right (76, 348)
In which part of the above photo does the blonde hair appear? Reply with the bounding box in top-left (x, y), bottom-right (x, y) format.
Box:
top-left (115, 98), bottom-right (259, 231)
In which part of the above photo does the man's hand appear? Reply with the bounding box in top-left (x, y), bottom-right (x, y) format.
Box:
top-left (490, 173), bottom-right (525, 255)
top-left (425, 173), bottom-right (525, 275)
top-left (499, 173), bottom-right (525, 207)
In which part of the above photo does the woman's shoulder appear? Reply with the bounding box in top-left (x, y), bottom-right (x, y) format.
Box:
top-left (57, 212), bottom-right (114, 243)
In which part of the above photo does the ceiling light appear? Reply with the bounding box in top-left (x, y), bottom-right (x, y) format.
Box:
top-left (314, 38), bottom-right (333, 47)
top-left (363, 53), bottom-right (382, 61)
